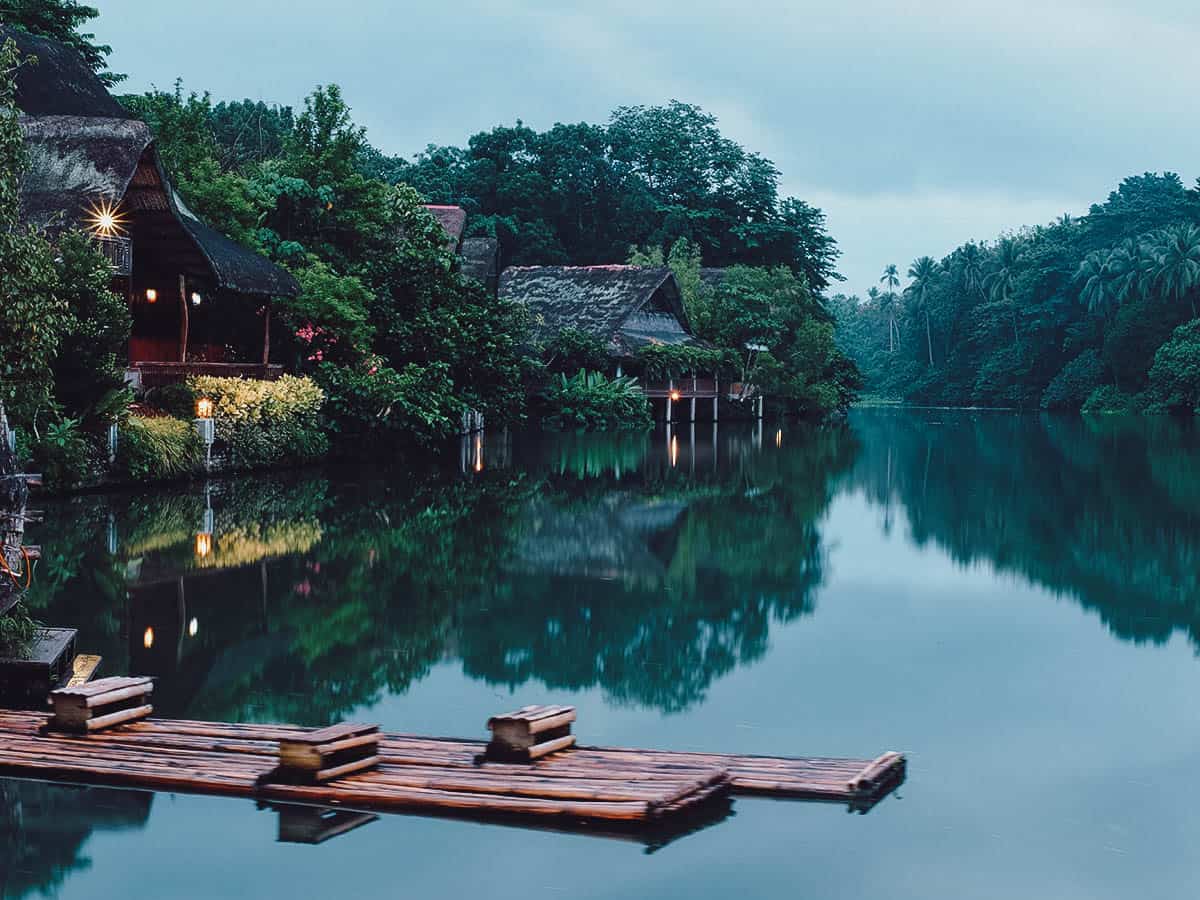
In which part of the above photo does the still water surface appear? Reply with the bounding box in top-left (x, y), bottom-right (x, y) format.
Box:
top-left (4, 409), bottom-right (1200, 899)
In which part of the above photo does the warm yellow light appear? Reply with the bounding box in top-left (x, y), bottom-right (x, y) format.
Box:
top-left (143, 627), bottom-right (155, 649)
top-left (776, 429), bottom-right (783, 448)
top-left (670, 434), bottom-right (679, 468)
top-left (85, 199), bottom-right (127, 238)
top-left (188, 618), bottom-right (199, 638)
top-left (473, 436), bottom-right (484, 473)
top-left (196, 397), bottom-right (214, 419)
top-left (669, 390), bottom-right (681, 402)
top-left (145, 289), bottom-right (158, 304)
top-left (195, 532), bottom-right (213, 558)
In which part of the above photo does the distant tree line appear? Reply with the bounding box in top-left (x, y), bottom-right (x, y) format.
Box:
top-left (833, 173), bottom-right (1200, 413)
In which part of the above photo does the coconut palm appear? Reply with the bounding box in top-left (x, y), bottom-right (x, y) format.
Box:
top-left (1075, 250), bottom-right (1112, 315)
top-left (1104, 238), bottom-right (1151, 307)
top-left (983, 238), bottom-right (1023, 347)
top-left (959, 242), bottom-right (985, 299)
top-left (906, 255), bottom-right (939, 367)
top-left (880, 264), bottom-right (901, 351)
top-left (1148, 223), bottom-right (1200, 317)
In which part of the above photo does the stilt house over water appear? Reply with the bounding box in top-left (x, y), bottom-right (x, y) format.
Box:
top-left (3, 27), bottom-right (299, 389)
top-left (499, 265), bottom-right (720, 420)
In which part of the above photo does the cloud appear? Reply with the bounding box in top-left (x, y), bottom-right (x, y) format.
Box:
top-left (93, 0), bottom-right (1200, 296)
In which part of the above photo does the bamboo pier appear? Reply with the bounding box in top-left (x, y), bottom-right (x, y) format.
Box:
top-left (0, 710), bottom-right (905, 831)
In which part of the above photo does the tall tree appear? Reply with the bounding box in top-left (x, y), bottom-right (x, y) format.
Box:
top-left (0, 0), bottom-right (122, 84)
top-left (880, 264), bottom-right (900, 352)
top-left (906, 256), bottom-right (939, 367)
top-left (1149, 223), bottom-right (1200, 317)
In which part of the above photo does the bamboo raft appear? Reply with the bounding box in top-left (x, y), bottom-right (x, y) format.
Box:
top-left (0, 709), bottom-right (905, 829)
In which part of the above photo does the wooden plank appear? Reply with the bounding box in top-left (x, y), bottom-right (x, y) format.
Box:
top-left (284, 722), bottom-right (378, 745)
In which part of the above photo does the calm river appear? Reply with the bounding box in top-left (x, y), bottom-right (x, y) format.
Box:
top-left (4, 409), bottom-right (1199, 899)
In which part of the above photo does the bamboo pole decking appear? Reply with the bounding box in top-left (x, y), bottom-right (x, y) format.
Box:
top-left (0, 710), bottom-right (906, 832)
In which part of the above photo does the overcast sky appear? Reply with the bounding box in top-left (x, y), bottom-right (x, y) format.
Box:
top-left (93, 0), bottom-right (1200, 295)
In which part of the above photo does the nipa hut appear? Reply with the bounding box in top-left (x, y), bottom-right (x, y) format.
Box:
top-left (3, 26), bottom-right (300, 389)
top-left (498, 265), bottom-right (719, 420)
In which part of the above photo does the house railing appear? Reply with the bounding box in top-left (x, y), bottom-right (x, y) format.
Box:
top-left (94, 235), bottom-right (133, 276)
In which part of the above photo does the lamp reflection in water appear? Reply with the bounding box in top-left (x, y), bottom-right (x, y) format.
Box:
top-left (671, 434), bottom-right (679, 468)
top-left (142, 627), bottom-right (155, 650)
top-left (776, 429), bottom-right (783, 448)
top-left (188, 618), bottom-right (199, 638)
top-left (474, 436), bottom-right (484, 473)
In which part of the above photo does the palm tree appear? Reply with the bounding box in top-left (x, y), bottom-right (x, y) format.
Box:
top-left (1075, 250), bottom-right (1111, 315)
top-left (880, 264), bottom-right (901, 351)
top-left (983, 238), bottom-right (1023, 348)
top-left (959, 243), bottom-right (985, 299)
top-left (906, 256), bottom-right (939, 367)
top-left (1148, 224), bottom-right (1200, 317)
top-left (1105, 238), bottom-right (1151, 307)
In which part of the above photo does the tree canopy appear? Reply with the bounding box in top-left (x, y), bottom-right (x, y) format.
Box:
top-left (833, 172), bottom-right (1200, 412)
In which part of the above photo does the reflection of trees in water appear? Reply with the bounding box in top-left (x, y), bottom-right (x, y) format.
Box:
top-left (848, 409), bottom-right (1200, 647)
top-left (0, 780), bottom-right (151, 899)
top-left (28, 427), bottom-right (857, 721)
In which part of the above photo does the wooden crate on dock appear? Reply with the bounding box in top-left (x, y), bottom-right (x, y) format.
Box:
top-left (48, 676), bottom-right (153, 733)
top-left (486, 704), bottom-right (576, 761)
top-left (277, 723), bottom-right (380, 784)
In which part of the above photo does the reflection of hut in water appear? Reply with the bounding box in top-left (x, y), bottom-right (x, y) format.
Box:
top-left (505, 496), bottom-right (688, 586)
top-left (0, 780), bottom-right (151, 898)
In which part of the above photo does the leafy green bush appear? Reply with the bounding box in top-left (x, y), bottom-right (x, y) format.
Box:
top-left (633, 344), bottom-right (728, 380)
top-left (0, 601), bottom-right (37, 655)
top-left (1042, 350), bottom-right (1104, 411)
top-left (538, 369), bottom-right (652, 431)
top-left (1146, 321), bottom-right (1200, 412)
top-left (118, 415), bottom-right (203, 480)
top-left (187, 374), bottom-right (328, 468)
top-left (315, 359), bottom-right (461, 448)
top-left (1082, 385), bottom-right (1138, 415)
top-left (31, 417), bottom-right (100, 489)
top-left (542, 328), bottom-right (612, 375)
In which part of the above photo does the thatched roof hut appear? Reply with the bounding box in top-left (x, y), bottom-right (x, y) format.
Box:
top-left (2, 25), bottom-right (297, 380)
top-left (498, 265), bottom-right (701, 357)
top-left (3, 26), bottom-right (298, 299)
top-left (460, 236), bottom-right (499, 286)
top-left (423, 204), bottom-right (467, 250)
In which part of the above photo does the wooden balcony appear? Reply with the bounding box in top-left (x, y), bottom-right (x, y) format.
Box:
top-left (95, 235), bottom-right (133, 276)
top-left (126, 362), bottom-right (284, 390)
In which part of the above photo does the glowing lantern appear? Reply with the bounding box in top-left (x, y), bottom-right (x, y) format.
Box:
top-left (145, 289), bottom-right (158, 303)
top-left (85, 199), bottom-right (127, 238)
top-left (190, 291), bottom-right (203, 307)
top-left (669, 390), bottom-right (681, 402)
top-left (143, 627), bottom-right (155, 649)
top-left (188, 618), bottom-right (199, 638)
top-left (195, 397), bottom-right (214, 419)
top-left (194, 532), bottom-right (213, 558)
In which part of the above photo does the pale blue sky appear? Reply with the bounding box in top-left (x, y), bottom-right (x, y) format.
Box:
top-left (93, 0), bottom-right (1200, 294)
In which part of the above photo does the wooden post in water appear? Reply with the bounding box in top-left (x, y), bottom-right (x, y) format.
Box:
top-left (177, 275), bottom-right (190, 363)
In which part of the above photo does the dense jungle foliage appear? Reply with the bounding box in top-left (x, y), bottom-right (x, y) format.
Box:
top-left (834, 174), bottom-right (1200, 413)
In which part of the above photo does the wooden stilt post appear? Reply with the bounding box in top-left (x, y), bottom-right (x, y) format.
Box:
top-left (178, 275), bottom-right (189, 363)
top-left (666, 378), bottom-right (674, 422)
top-left (713, 376), bottom-right (719, 423)
top-left (262, 301), bottom-right (272, 367)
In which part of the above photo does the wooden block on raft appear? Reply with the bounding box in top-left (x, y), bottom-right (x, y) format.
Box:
top-left (486, 705), bottom-right (577, 761)
top-left (277, 723), bottom-right (380, 784)
top-left (48, 675), bottom-right (153, 733)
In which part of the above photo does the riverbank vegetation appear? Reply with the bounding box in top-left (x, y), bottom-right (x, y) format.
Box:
top-left (834, 174), bottom-right (1200, 413)
top-left (0, 2), bottom-right (856, 491)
